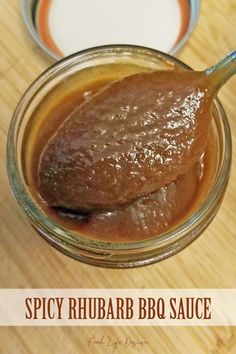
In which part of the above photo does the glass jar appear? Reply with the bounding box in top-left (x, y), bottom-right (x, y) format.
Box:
top-left (7, 45), bottom-right (232, 268)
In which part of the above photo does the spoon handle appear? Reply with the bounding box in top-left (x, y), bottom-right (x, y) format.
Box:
top-left (205, 50), bottom-right (236, 91)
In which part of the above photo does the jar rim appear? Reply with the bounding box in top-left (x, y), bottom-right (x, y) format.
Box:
top-left (7, 44), bottom-right (232, 253)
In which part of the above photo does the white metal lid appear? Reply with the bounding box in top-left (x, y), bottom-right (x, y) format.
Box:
top-left (22, 0), bottom-right (200, 60)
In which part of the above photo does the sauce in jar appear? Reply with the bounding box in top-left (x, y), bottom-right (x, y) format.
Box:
top-left (23, 63), bottom-right (215, 242)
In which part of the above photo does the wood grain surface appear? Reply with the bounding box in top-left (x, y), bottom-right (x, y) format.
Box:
top-left (0, 0), bottom-right (236, 353)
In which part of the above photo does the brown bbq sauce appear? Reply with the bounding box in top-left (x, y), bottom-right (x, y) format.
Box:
top-left (38, 70), bottom-right (214, 211)
top-left (23, 65), bottom-right (214, 242)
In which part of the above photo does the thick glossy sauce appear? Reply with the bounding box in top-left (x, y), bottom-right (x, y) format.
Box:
top-left (23, 63), bottom-right (215, 242)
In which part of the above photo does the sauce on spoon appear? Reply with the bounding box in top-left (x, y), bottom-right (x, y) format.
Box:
top-left (38, 70), bottom-right (214, 211)
top-left (24, 50), bottom-right (235, 241)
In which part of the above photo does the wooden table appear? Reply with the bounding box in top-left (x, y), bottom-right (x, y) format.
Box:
top-left (0, 0), bottom-right (235, 353)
